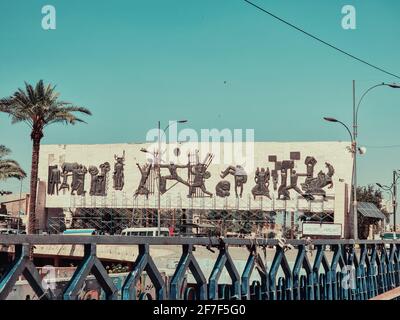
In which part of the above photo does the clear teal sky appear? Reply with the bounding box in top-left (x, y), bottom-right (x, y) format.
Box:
top-left (0, 0), bottom-right (400, 195)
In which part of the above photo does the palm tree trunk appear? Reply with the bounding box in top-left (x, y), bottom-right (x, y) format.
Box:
top-left (28, 137), bottom-right (41, 234)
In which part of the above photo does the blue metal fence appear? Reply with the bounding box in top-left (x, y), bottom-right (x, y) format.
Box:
top-left (0, 235), bottom-right (398, 300)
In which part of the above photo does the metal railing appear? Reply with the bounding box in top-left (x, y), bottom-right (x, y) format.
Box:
top-left (0, 235), bottom-right (399, 300)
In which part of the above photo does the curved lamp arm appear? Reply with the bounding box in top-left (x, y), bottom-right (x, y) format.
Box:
top-left (336, 120), bottom-right (354, 143)
top-left (355, 83), bottom-right (386, 123)
top-left (355, 82), bottom-right (400, 137)
top-left (323, 117), bottom-right (353, 143)
top-left (377, 183), bottom-right (393, 192)
top-left (160, 120), bottom-right (188, 142)
top-left (141, 120), bottom-right (188, 160)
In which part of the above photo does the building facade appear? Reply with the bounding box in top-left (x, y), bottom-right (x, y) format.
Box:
top-left (35, 141), bottom-right (353, 237)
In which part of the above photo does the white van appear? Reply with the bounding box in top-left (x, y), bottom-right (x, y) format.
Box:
top-left (121, 227), bottom-right (170, 237)
top-left (0, 228), bottom-right (19, 235)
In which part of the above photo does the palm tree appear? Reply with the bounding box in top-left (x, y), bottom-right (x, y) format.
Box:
top-left (0, 145), bottom-right (26, 194)
top-left (0, 80), bottom-right (92, 233)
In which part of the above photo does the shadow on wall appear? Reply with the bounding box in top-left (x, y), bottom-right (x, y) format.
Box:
top-left (6, 271), bottom-right (173, 300)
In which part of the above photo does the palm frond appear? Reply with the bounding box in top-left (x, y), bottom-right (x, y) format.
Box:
top-left (25, 82), bottom-right (37, 105)
top-left (60, 105), bottom-right (92, 115)
top-left (0, 80), bottom-right (92, 136)
top-left (46, 116), bottom-right (87, 126)
top-left (0, 145), bottom-right (11, 158)
top-left (0, 162), bottom-right (26, 180)
top-left (0, 159), bottom-right (21, 167)
top-left (0, 146), bottom-right (27, 180)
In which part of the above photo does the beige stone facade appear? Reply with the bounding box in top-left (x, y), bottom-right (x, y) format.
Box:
top-left (36, 141), bottom-right (353, 237)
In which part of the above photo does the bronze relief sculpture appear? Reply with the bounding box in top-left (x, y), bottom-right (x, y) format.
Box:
top-left (59, 171), bottom-right (70, 191)
top-left (188, 163), bottom-right (212, 198)
top-left (113, 151), bottom-right (125, 191)
top-left (215, 180), bottom-right (231, 198)
top-left (134, 151), bottom-right (214, 198)
top-left (88, 162), bottom-right (110, 196)
top-left (220, 165), bottom-right (247, 198)
top-left (70, 164), bottom-right (88, 196)
top-left (159, 162), bottom-right (189, 194)
top-left (49, 149), bottom-right (336, 203)
top-left (187, 152), bottom-right (214, 198)
top-left (134, 162), bottom-right (153, 199)
top-left (251, 167), bottom-right (271, 199)
top-left (268, 154), bottom-right (335, 201)
top-left (301, 162), bottom-right (335, 197)
top-left (47, 165), bottom-right (61, 195)
top-left (57, 162), bottom-right (87, 195)
top-left (283, 168), bottom-right (305, 198)
top-left (278, 167), bottom-right (290, 200)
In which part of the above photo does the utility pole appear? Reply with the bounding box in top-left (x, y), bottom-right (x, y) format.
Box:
top-left (353, 81), bottom-right (400, 238)
top-left (326, 80), bottom-right (400, 239)
top-left (18, 178), bottom-right (23, 233)
top-left (157, 120), bottom-right (161, 237)
top-left (392, 170), bottom-right (398, 233)
top-left (352, 80), bottom-right (358, 240)
top-left (140, 120), bottom-right (187, 236)
top-left (377, 170), bottom-right (399, 233)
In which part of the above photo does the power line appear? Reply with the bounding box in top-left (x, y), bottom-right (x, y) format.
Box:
top-left (363, 145), bottom-right (400, 149)
top-left (243, 0), bottom-right (400, 80)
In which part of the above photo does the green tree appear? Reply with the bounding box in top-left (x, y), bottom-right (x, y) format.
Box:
top-left (0, 80), bottom-right (91, 233)
top-left (0, 145), bottom-right (26, 194)
top-left (356, 185), bottom-right (388, 239)
top-left (356, 185), bottom-right (385, 211)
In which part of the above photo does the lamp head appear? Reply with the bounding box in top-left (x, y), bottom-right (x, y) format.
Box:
top-left (358, 146), bottom-right (367, 155)
top-left (323, 117), bottom-right (339, 123)
top-left (387, 83), bottom-right (400, 89)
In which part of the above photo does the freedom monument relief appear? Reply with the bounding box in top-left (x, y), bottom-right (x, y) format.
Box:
top-left (37, 141), bottom-right (352, 227)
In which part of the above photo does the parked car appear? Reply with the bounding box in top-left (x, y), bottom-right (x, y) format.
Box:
top-left (0, 228), bottom-right (20, 235)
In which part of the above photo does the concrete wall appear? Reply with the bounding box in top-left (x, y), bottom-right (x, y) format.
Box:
top-left (7, 271), bottom-right (161, 300)
top-left (0, 194), bottom-right (29, 217)
top-left (38, 142), bottom-right (352, 206)
top-left (36, 141), bottom-right (353, 235)
top-left (0, 194), bottom-right (30, 228)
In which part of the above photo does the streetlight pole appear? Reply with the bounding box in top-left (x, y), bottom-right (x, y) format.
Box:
top-left (156, 120), bottom-right (188, 236)
top-left (352, 80), bottom-right (358, 240)
top-left (324, 117), bottom-right (356, 239)
top-left (394, 170), bottom-right (398, 232)
top-left (18, 178), bottom-right (23, 234)
top-left (157, 120), bottom-right (161, 237)
top-left (377, 170), bottom-right (400, 233)
top-left (324, 81), bottom-right (400, 240)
